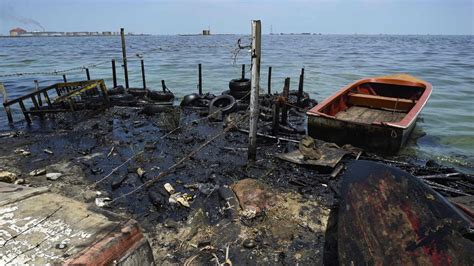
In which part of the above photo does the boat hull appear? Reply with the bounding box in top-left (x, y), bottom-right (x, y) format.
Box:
top-left (308, 114), bottom-right (416, 154)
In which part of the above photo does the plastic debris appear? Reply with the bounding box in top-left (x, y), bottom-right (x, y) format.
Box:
top-left (46, 172), bottom-right (62, 181)
top-left (43, 149), bottom-right (54, 155)
top-left (164, 183), bottom-right (175, 194)
top-left (95, 197), bottom-right (112, 207)
top-left (29, 168), bottom-right (47, 176)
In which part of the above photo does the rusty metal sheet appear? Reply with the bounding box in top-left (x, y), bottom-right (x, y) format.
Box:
top-left (338, 160), bottom-right (474, 265)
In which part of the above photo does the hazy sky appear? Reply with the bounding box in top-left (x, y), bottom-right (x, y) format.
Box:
top-left (0, 0), bottom-right (473, 35)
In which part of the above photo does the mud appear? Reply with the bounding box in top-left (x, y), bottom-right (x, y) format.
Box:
top-left (0, 99), bottom-right (472, 264)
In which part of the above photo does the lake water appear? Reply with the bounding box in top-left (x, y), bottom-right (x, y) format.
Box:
top-left (0, 34), bottom-right (473, 172)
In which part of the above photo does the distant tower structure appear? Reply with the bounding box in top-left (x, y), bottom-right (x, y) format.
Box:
top-left (202, 26), bottom-right (211, 35)
top-left (9, 28), bottom-right (27, 37)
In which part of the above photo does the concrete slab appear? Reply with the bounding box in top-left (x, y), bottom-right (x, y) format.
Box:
top-left (0, 182), bottom-right (154, 265)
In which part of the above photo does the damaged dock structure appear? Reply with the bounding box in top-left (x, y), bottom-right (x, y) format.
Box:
top-left (1, 23), bottom-right (473, 264)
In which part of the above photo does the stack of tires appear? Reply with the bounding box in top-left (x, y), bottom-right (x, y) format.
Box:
top-left (225, 78), bottom-right (251, 100)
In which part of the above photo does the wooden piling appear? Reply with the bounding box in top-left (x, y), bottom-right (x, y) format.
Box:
top-left (198, 64), bottom-right (202, 95)
top-left (0, 83), bottom-right (13, 123)
top-left (267, 66), bottom-right (272, 94)
top-left (272, 101), bottom-right (280, 135)
top-left (86, 68), bottom-right (91, 80)
top-left (248, 20), bottom-right (262, 161)
top-left (18, 100), bottom-right (31, 124)
top-left (141, 59), bottom-right (146, 89)
top-left (120, 28), bottom-right (129, 88)
top-left (241, 64), bottom-right (245, 80)
top-left (62, 74), bottom-right (67, 83)
top-left (297, 68), bottom-right (305, 106)
top-left (281, 77), bottom-right (290, 125)
top-left (111, 59), bottom-right (117, 88)
top-left (161, 80), bottom-right (167, 92)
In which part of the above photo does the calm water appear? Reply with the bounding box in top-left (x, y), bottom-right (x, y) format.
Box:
top-left (0, 35), bottom-right (473, 171)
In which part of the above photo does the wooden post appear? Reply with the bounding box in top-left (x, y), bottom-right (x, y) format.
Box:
top-left (297, 68), bottom-right (305, 106)
top-left (18, 100), bottom-right (31, 124)
top-left (281, 77), bottom-right (290, 125)
top-left (198, 64), bottom-right (202, 95)
top-left (272, 101), bottom-right (280, 135)
top-left (241, 64), bottom-right (245, 80)
top-left (111, 59), bottom-right (117, 88)
top-left (0, 82), bottom-right (13, 123)
top-left (267, 66), bottom-right (272, 94)
top-left (141, 59), bottom-right (146, 89)
top-left (34, 80), bottom-right (42, 106)
top-left (121, 28), bottom-right (129, 88)
top-left (86, 68), bottom-right (91, 80)
top-left (161, 80), bottom-right (167, 92)
top-left (62, 74), bottom-right (67, 83)
top-left (248, 20), bottom-right (261, 161)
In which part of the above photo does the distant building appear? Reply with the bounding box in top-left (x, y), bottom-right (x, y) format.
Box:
top-left (202, 30), bottom-right (211, 35)
top-left (9, 28), bottom-right (27, 37)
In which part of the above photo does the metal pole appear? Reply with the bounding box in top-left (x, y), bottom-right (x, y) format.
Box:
top-left (267, 66), bottom-right (272, 94)
top-left (62, 74), bottom-right (67, 83)
top-left (120, 28), bottom-right (129, 88)
top-left (281, 77), bottom-right (290, 125)
top-left (141, 59), bottom-right (146, 89)
top-left (248, 20), bottom-right (261, 161)
top-left (112, 59), bottom-right (117, 88)
top-left (241, 64), bottom-right (245, 80)
top-left (297, 68), bottom-right (305, 106)
top-left (85, 68), bottom-right (91, 80)
top-left (198, 64), bottom-right (202, 95)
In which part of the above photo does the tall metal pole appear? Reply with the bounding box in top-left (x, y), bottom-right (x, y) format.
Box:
top-left (111, 59), bottom-right (117, 88)
top-left (120, 28), bottom-right (129, 88)
top-left (267, 66), bottom-right (272, 94)
top-left (141, 59), bottom-right (146, 89)
top-left (198, 64), bottom-right (202, 95)
top-left (248, 20), bottom-right (261, 161)
top-left (241, 64), bottom-right (245, 80)
top-left (297, 68), bottom-right (305, 106)
top-left (85, 68), bottom-right (91, 80)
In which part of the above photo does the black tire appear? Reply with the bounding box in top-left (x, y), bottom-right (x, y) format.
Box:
top-left (108, 85), bottom-right (125, 95)
top-left (147, 90), bottom-right (174, 102)
top-left (180, 93), bottom-right (201, 107)
top-left (109, 94), bottom-right (137, 106)
top-left (229, 78), bottom-right (251, 92)
top-left (127, 88), bottom-right (148, 97)
top-left (223, 89), bottom-right (250, 100)
top-left (209, 95), bottom-right (236, 114)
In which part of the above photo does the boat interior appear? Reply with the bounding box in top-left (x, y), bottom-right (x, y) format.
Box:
top-left (320, 82), bottom-right (425, 124)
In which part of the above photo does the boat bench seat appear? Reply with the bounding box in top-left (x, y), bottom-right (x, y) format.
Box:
top-left (347, 93), bottom-right (416, 112)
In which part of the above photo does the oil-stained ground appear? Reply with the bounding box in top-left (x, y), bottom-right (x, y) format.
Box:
top-left (0, 104), bottom-right (472, 265)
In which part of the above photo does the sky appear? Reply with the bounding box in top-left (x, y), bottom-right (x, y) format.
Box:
top-left (0, 0), bottom-right (473, 35)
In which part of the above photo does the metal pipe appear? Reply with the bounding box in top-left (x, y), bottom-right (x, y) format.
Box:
top-left (267, 66), bottom-right (272, 94)
top-left (141, 59), bottom-right (146, 89)
top-left (297, 68), bottom-right (305, 106)
top-left (248, 20), bottom-right (261, 161)
top-left (120, 28), bottom-right (129, 88)
top-left (86, 68), bottom-right (91, 80)
top-left (241, 64), bottom-right (245, 80)
top-left (111, 59), bottom-right (117, 88)
top-left (198, 64), bottom-right (202, 95)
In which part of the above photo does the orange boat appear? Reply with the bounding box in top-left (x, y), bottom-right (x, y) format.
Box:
top-left (307, 74), bottom-right (432, 154)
